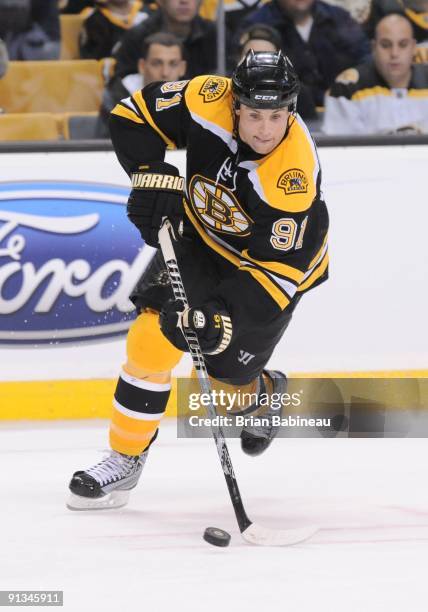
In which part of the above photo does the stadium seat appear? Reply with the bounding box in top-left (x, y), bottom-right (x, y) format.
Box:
top-left (61, 112), bottom-right (100, 139)
top-left (60, 14), bottom-right (86, 60)
top-left (0, 113), bottom-right (60, 141)
top-left (0, 60), bottom-right (104, 113)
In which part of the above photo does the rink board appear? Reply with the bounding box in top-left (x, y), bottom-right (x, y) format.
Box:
top-left (0, 146), bottom-right (427, 419)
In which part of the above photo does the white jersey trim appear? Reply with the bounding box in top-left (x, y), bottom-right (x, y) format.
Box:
top-left (296, 114), bottom-right (320, 190)
top-left (113, 398), bottom-right (165, 421)
top-left (240, 260), bottom-right (297, 298)
top-left (189, 111), bottom-right (238, 153)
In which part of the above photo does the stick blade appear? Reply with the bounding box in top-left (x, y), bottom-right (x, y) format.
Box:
top-left (241, 522), bottom-right (318, 546)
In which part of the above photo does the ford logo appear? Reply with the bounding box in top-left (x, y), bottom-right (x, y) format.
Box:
top-left (0, 181), bottom-right (154, 344)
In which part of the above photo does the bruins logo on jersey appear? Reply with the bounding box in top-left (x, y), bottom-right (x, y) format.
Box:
top-left (199, 77), bottom-right (228, 103)
top-left (189, 174), bottom-right (252, 235)
top-left (277, 169), bottom-right (308, 195)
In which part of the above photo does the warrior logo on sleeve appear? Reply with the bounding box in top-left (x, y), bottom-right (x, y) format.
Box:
top-left (189, 174), bottom-right (252, 235)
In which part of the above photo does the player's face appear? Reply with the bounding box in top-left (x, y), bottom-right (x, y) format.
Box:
top-left (139, 44), bottom-right (186, 84)
top-left (157, 0), bottom-right (200, 23)
top-left (237, 105), bottom-right (290, 155)
top-left (373, 16), bottom-right (416, 86)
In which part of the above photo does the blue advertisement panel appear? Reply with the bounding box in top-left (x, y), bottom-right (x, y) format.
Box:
top-left (0, 181), bottom-right (152, 344)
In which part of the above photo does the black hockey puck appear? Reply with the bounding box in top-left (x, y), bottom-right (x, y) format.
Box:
top-left (203, 527), bottom-right (231, 547)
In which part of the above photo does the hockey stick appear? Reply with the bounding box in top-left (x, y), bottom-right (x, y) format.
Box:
top-left (158, 219), bottom-right (318, 546)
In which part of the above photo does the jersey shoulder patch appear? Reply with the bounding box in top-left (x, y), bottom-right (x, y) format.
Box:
top-left (251, 118), bottom-right (318, 213)
top-left (184, 75), bottom-right (233, 132)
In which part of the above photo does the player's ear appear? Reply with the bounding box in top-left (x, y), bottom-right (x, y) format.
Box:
top-left (180, 60), bottom-right (187, 77)
top-left (138, 59), bottom-right (145, 75)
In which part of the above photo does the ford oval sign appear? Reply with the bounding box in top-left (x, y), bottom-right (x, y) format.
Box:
top-left (0, 181), bottom-right (155, 344)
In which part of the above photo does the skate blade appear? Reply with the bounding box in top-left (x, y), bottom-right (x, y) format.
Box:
top-left (66, 489), bottom-right (130, 511)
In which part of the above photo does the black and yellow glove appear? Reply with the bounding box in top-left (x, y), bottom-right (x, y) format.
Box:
top-left (159, 299), bottom-right (233, 355)
top-left (127, 161), bottom-right (185, 247)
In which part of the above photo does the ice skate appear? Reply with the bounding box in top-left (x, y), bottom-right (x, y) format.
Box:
top-left (67, 449), bottom-right (148, 510)
top-left (240, 370), bottom-right (287, 456)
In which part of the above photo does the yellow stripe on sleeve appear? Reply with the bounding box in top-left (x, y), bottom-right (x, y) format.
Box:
top-left (241, 249), bottom-right (304, 283)
top-left (132, 90), bottom-right (176, 150)
top-left (111, 102), bottom-right (145, 124)
top-left (298, 252), bottom-right (329, 292)
top-left (308, 234), bottom-right (328, 269)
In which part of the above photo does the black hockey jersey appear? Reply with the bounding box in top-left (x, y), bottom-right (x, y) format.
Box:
top-left (110, 75), bottom-right (329, 324)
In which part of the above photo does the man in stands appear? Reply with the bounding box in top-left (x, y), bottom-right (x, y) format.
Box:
top-left (79, 0), bottom-right (151, 59)
top-left (366, 0), bottom-right (428, 43)
top-left (322, 13), bottom-right (428, 134)
top-left (111, 0), bottom-right (217, 80)
top-left (97, 31), bottom-right (186, 135)
top-left (237, 0), bottom-right (370, 107)
top-left (366, 0), bottom-right (428, 63)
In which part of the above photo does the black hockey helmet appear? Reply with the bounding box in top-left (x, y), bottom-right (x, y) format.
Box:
top-left (232, 50), bottom-right (300, 111)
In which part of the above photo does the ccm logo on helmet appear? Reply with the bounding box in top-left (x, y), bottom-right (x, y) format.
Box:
top-left (254, 94), bottom-right (279, 101)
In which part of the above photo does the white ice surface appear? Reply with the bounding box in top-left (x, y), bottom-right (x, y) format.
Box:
top-left (1, 420), bottom-right (428, 611)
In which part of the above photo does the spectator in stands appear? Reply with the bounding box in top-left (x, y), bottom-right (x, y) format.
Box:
top-left (0, 0), bottom-right (60, 60)
top-left (97, 31), bottom-right (186, 135)
top-left (237, 24), bottom-right (318, 118)
top-left (0, 39), bottom-right (8, 80)
top-left (322, 14), bottom-right (428, 133)
top-left (237, 0), bottom-right (370, 107)
top-left (112, 0), bottom-right (217, 80)
top-left (366, 0), bottom-right (428, 41)
top-left (366, 0), bottom-right (428, 62)
top-left (80, 0), bottom-right (152, 59)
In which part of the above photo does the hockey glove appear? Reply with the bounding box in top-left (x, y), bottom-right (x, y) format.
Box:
top-left (127, 161), bottom-right (185, 247)
top-left (159, 299), bottom-right (233, 355)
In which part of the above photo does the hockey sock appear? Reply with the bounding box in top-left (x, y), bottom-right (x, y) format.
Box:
top-left (109, 369), bottom-right (171, 455)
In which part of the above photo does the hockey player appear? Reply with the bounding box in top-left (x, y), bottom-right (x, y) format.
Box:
top-left (67, 51), bottom-right (329, 510)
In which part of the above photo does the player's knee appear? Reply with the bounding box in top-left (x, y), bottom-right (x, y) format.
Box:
top-left (126, 310), bottom-right (183, 373)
